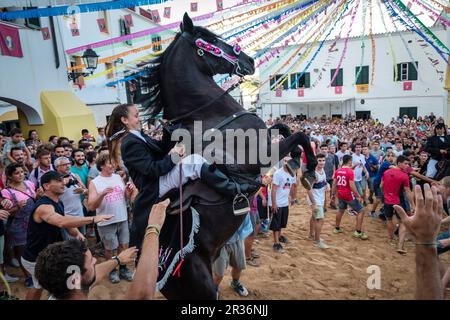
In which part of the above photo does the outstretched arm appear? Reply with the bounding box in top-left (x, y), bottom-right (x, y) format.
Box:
top-left (125, 199), bottom-right (169, 300)
top-left (394, 184), bottom-right (444, 300)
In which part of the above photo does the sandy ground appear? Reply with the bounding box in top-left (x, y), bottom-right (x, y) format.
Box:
top-left (6, 192), bottom-right (450, 300)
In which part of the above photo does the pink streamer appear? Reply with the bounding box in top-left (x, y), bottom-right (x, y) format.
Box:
top-left (66, 0), bottom-right (259, 54)
top-left (412, 0), bottom-right (450, 26)
top-left (328, 0), bottom-right (360, 87)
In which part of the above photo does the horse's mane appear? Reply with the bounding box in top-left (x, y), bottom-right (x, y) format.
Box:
top-left (138, 26), bottom-right (220, 119)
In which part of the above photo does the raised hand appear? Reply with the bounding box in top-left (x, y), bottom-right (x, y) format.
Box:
top-left (147, 199), bottom-right (170, 230)
top-left (394, 184), bottom-right (443, 243)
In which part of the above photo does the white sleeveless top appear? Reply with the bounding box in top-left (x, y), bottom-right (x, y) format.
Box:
top-left (91, 173), bottom-right (127, 226)
top-left (307, 169), bottom-right (327, 206)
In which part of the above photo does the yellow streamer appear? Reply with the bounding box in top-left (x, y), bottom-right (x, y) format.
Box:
top-left (272, 0), bottom-right (349, 91)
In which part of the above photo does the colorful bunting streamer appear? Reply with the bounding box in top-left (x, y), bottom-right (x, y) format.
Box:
top-left (368, 0), bottom-right (376, 85)
top-left (0, 0), bottom-right (172, 21)
top-left (391, 0), bottom-right (450, 55)
top-left (291, 0), bottom-right (353, 89)
top-left (329, 0), bottom-right (360, 87)
top-left (354, 0), bottom-right (367, 84)
top-left (376, 0), bottom-right (398, 81)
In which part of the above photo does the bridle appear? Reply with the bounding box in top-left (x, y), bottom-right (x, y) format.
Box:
top-left (181, 32), bottom-right (246, 78)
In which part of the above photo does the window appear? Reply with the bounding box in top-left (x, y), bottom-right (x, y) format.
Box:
top-left (394, 62), bottom-right (418, 81)
top-left (290, 73), bottom-right (310, 89)
top-left (399, 107), bottom-right (417, 119)
top-left (105, 62), bottom-right (114, 79)
top-left (269, 74), bottom-right (288, 91)
top-left (330, 68), bottom-right (343, 87)
top-left (152, 35), bottom-right (162, 52)
top-left (355, 66), bottom-right (369, 85)
top-left (69, 56), bottom-right (84, 87)
top-left (119, 18), bottom-right (132, 46)
top-left (23, 7), bottom-right (41, 29)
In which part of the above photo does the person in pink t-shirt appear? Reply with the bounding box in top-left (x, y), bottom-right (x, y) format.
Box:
top-left (1, 163), bottom-right (39, 286)
top-left (332, 155), bottom-right (369, 240)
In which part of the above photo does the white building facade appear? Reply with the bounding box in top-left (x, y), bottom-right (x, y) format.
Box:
top-left (258, 26), bottom-right (449, 124)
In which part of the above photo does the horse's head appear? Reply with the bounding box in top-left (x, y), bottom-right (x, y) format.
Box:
top-left (180, 13), bottom-right (255, 77)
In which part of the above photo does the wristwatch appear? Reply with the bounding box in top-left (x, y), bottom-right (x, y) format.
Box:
top-left (112, 256), bottom-right (121, 266)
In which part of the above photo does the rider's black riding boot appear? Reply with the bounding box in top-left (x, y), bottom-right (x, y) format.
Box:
top-left (300, 170), bottom-right (316, 191)
top-left (200, 163), bottom-right (259, 198)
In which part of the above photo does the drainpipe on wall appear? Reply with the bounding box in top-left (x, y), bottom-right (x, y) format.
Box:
top-left (49, 13), bottom-right (60, 69)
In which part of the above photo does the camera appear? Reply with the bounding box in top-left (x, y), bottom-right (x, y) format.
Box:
top-left (63, 174), bottom-right (79, 189)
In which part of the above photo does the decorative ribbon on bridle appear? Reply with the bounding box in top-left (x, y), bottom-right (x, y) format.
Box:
top-left (195, 38), bottom-right (241, 64)
top-left (194, 38), bottom-right (245, 77)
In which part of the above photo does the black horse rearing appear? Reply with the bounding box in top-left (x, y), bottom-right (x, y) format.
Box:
top-left (140, 13), bottom-right (317, 299)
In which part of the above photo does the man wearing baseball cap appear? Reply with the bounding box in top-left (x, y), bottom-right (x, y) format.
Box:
top-left (21, 171), bottom-right (112, 300)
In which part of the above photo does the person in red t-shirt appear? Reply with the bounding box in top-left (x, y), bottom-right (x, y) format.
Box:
top-left (332, 155), bottom-right (368, 240)
top-left (381, 155), bottom-right (415, 254)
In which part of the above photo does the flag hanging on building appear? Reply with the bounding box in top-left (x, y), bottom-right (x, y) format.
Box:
top-left (97, 18), bottom-right (108, 33)
top-left (403, 81), bottom-right (412, 91)
top-left (334, 86), bottom-right (342, 94)
top-left (297, 89), bottom-right (304, 97)
top-left (139, 8), bottom-right (152, 20)
top-left (151, 10), bottom-right (161, 23)
top-left (41, 27), bottom-right (50, 40)
top-left (124, 14), bottom-right (133, 27)
top-left (191, 2), bottom-right (198, 12)
top-left (0, 24), bottom-right (23, 57)
top-left (216, 0), bottom-right (223, 11)
top-left (70, 22), bottom-right (79, 36)
top-left (163, 7), bottom-right (171, 18)
top-left (275, 88), bottom-right (282, 97)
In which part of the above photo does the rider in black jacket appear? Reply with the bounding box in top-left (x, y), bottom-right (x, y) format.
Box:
top-left (106, 104), bottom-right (258, 248)
top-left (424, 123), bottom-right (450, 178)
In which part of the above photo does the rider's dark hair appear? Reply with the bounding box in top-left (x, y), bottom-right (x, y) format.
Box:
top-left (105, 104), bottom-right (134, 168)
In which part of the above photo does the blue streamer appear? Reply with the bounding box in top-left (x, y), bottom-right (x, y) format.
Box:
top-left (106, 70), bottom-right (146, 87)
top-left (384, 0), bottom-right (448, 63)
top-left (254, 0), bottom-right (330, 59)
top-left (290, 0), bottom-right (352, 89)
top-left (224, 0), bottom-right (320, 40)
top-left (0, 0), bottom-right (170, 21)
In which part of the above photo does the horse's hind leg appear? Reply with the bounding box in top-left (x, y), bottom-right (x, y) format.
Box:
top-left (160, 252), bottom-right (217, 300)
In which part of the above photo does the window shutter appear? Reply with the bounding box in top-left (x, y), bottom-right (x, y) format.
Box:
top-left (305, 73), bottom-right (310, 88)
top-left (290, 74), bottom-right (296, 89)
top-left (408, 61), bottom-right (418, 80)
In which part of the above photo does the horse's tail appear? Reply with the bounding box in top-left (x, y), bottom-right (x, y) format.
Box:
top-left (268, 123), bottom-right (291, 138)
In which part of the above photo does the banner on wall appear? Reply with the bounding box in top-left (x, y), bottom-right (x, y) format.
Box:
top-left (97, 18), bottom-right (108, 33)
top-left (191, 2), bottom-right (198, 12)
top-left (151, 10), bottom-right (161, 23)
top-left (0, 24), bottom-right (23, 58)
top-left (334, 86), bottom-right (342, 94)
top-left (275, 88), bottom-right (282, 97)
top-left (70, 22), bottom-right (80, 36)
top-left (403, 81), bottom-right (412, 91)
top-left (297, 89), bottom-right (304, 97)
top-left (124, 14), bottom-right (133, 27)
top-left (41, 27), bottom-right (50, 40)
top-left (163, 7), bottom-right (171, 18)
top-left (139, 8), bottom-right (152, 20)
top-left (356, 84), bottom-right (368, 93)
top-left (216, 0), bottom-right (223, 11)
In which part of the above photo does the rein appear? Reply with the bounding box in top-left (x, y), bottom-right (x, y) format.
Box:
top-left (165, 78), bottom-right (242, 124)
